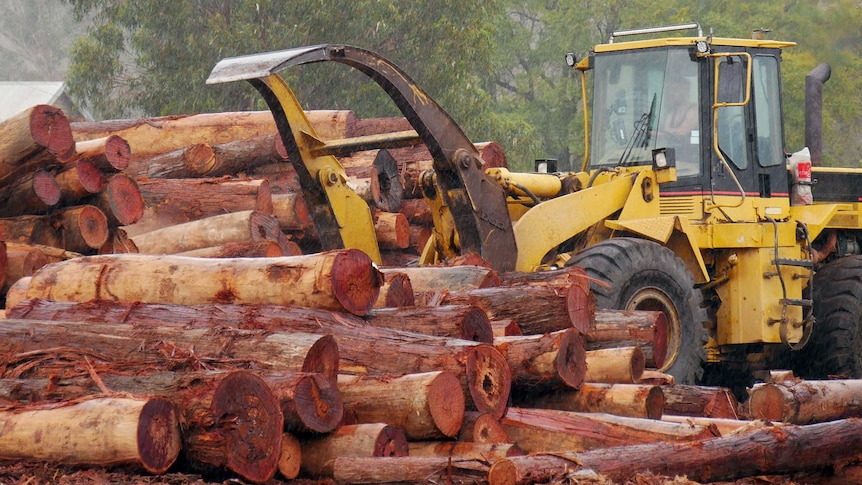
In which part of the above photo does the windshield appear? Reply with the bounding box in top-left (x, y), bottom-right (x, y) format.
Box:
top-left (590, 48), bottom-right (701, 176)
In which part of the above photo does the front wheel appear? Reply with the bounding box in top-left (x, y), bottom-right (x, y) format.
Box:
top-left (794, 255), bottom-right (862, 378)
top-left (567, 238), bottom-right (708, 384)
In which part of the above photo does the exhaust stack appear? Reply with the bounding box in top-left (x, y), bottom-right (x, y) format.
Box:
top-left (805, 63), bottom-right (831, 167)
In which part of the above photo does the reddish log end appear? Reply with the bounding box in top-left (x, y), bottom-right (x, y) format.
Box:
top-left (32, 170), bottom-right (61, 206)
top-left (103, 135), bottom-right (131, 171)
top-left (375, 425), bottom-right (409, 458)
top-left (478, 141), bottom-right (508, 169)
top-left (0, 241), bottom-right (6, 290)
top-left (378, 271), bottom-right (415, 308)
top-left (185, 144), bottom-right (217, 175)
top-left (70, 205), bottom-right (110, 250)
top-left (301, 334), bottom-right (340, 385)
top-left (427, 371), bottom-right (466, 438)
top-left (557, 328), bottom-right (588, 389)
top-left (330, 248), bottom-right (383, 316)
top-left (137, 397), bottom-right (183, 474)
top-left (466, 345), bottom-right (512, 419)
top-left (565, 285), bottom-right (593, 334)
top-left (214, 371), bottom-right (283, 483)
top-left (255, 178), bottom-right (274, 215)
top-left (645, 385), bottom-right (666, 420)
top-left (102, 174), bottom-right (145, 225)
top-left (75, 159), bottom-right (105, 194)
top-left (30, 105), bottom-right (75, 160)
top-left (461, 307), bottom-right (494, 343)
top-left (290, 373), bottom-right (344, 434)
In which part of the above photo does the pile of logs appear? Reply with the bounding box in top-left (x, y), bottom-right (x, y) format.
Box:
top-left (3, 104), bottom-right (862, 484)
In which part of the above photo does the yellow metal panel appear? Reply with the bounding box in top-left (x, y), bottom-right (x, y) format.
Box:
top-left (593, 37), bottom-right (795, 53)
top-left (605, 217), bottom-right (675, 242)
top-left (714, 248), bottom-right (804, 345)
top-left (512, 174), bottom-right (636, 271)
top-left (710, 222), bottom-right (796, 249)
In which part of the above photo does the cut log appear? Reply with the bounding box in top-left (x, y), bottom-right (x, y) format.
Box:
top-left (398, 198), bottom-right (434, 226)
top-left (408, 441), bottom-right (523, 461)
top-left (383, 265), bottom-right (500, 293)
top-left (459, 411), bottom-right (509, 443)
top-left (373, 211), bottom-right (409, 250)
top-left (492, 319), bottom-right (522, 337)
top-left (0, 214), bottom-right (60, 247)
top-left (332, 456), bottom-right (489, 484)
top-left (70, 110), bottom-right (355, 157)
top-left (588, 309), bottom-right (666, 368)
top-left (129, 210), bottom-right (283, 255)
top-left (499, 407), bottom-right (718, 454)
top-left (367, 305), bottom-right (493, 343)
top-left (74, 134), bottom-right (131, 172)
top-left (499, 264), bottom-right (591, 293)
top-left (270, 192), bottom-right (314, 233)
top-left (661, 415), bottom-right (774, 436)
top-left (84, 173), bottom-right (145, 226)
top-left (120, 203), bottom-right (190, 238)
top-left (519, 383), bottom-right (664, 420)
top-left (277, 432), bottom-right (302, 480)
top-left (432, 284), bottom-right (589, 335)
top-left (54, 159), bottom-right (104, 204)
top-left (662, 384), bottom-right (739, 419)
top-left (176, 240), bottom-right (285, 258)
top-left (57, 204), bottom-right (110, 252)
top-left (747, 379), bottom-right (862, 424)
top-left (3, 243), bottom-right (47, 294)
top-left (4, 276), bottom-right (30, 310)
top-left (489, 418), bottom-right (862, 484)
top-left (0, 105), bottom-right (75, 188)
top-left (494, 329), bottom-right (587, 390)
top-left (584, 346), bottom-right (645, 384)
top-left (0, 170), bottom-right (61, 217)
top-left (372, 270), bottom-right (415, 308)
top-left (262, 372), bottom-right (343, 434)
top-left (0, 396), bottom-right (180, 474)
top-left (0, 317), bottom-right (339, 380)
top-left (135, 177), bottom-right (273, 219)
top-left (337, 371), bottom-right (464, 440)
top-left (300, 423), bottom-right (408, 477)
top-left (24, 249), bottom-right (381, 315)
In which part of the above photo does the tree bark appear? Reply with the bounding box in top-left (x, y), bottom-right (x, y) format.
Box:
top-left (489, 418), bottom-right (862, 484)
top-left (120, 203), bottom-right (190, 238)
top-left (584, 346), bottom-right (645, 384)
top-left (135, 177), bottom-right (273, 219)
top-left (129, 210), bottom-right (283, 255)
top-left (587, 309), bottom-right (666, 368)
top-left (747, 379), bottom-right (862, 424)
top-left (0, 105), bottom-right (75, 189)
top-left (3, 276), bottom-right (29, 311)
top-left (661, 415), bottom-right (773, 436)
top-left (408, 441), bottom-right (522, 460)
top-left (383, 265), bottom-right (500, 293)
top-left (494, 329), bottom-right (587, 390)
top-left (0, 396), bottom-right (180, 474)
top-left (332, 456), bottom-right (489, 484)
top-left (662, 384), bottom-right (740, 419)
top-left (499, 407), bottom-right (718, 454)
top-left (0, 317), bottom-right (339, 381)
top-left (519, 383), bottom-right (664, 420)
top-left (337, 371), bottom-right (464, 440)
top-left (23, 248), bottom-right (382, 315)
top-left (367, 305), bottom-right (493, 343)
top-left (300, 423), bottom-right (408, 477)
top-left (176, 239), bottom-right (286, 258)
top-left (432, 284), bottom-right (588, 335)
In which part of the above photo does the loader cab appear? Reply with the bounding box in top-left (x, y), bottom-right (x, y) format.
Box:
top-left (581, 26), bottom-right (795, 218)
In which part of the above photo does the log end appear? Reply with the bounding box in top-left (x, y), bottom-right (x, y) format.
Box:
top-left (427, 371), bottom-right (466, 438)
top-left (645, 385), bottom-right (666, 420)
top-left (104, 135), bottom-right (131, 171)
top-left (33, 170), bottom-right (61, 206)
top-left (214, 370), bottom-right (284, 483)
top-left (277, 432), bottom-right (301, 480)
top-left (293, 373), bottom-right (344, 434)
top-left (375, 425), bottom-right (409, 458)
top-left (137, 397), bottom-right (183, 474)
top-left (747, 384), bottom-right (787, 421)
top-left (185, 144), bottom-right (217, 175)
top-left (103, 174), bottom-right (145, 225)
top-left (331, 248), bottom-right (383, 316)
top-left (76, 159), bottom-right (105, 194)
top-left (255, 178), bottom-right (274, 215)
top-left (565, 284), bottom-right (594, 334)
top-left (30, 105), bottom-right (75, 159)
top-left (74, 205), bottom-right (110, 250)
top-left (461, 307), bottom-right (494, 343)
top-left (466, 345), bottom-right (512, 420)
top-left (377, 271), bottom-right (415, 308)
top-left (487, 458), bottom-right (518, 485)
top-left (556, 329), bottom-right (588, 389)
top-left (301, 334), bottom-right (340, 385)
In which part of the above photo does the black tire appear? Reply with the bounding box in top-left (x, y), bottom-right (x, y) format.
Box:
top-left (795, 256), bottom-right (862, 378)
top-left (567, 238), bottom-right (708, 384)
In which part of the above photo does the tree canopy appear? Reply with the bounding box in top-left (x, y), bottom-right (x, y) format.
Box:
top-left (63, 0), bottom-right (862, 169)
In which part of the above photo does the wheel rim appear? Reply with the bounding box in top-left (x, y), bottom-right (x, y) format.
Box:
top-left (626, 287), bottom-right (680, 373)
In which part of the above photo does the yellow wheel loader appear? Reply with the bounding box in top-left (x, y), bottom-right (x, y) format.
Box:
top-left (208, 24), bottom-right (862, 387)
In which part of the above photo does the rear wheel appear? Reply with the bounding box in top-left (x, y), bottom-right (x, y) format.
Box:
top-left (795, 255), bottom-right (862, 378)
top-left (567, 238), bottom-right (708, 384)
